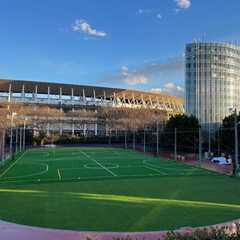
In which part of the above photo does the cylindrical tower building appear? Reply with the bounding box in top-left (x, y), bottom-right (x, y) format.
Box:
top-left (185, 42), bottom-right (240, 127)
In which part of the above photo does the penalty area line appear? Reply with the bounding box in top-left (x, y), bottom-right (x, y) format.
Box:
top-left (80, 150), bottom-right (117, 177)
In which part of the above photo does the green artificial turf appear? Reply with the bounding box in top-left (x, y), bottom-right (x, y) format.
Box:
top-left (0, 147), bottom-right (240, 232)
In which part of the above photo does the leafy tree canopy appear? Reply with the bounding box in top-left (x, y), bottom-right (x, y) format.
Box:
top-left (165, 114), bottom-right (200, 130)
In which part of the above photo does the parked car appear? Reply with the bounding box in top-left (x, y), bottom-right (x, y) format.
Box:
top-left (211, 156), bottom-right (231, 165)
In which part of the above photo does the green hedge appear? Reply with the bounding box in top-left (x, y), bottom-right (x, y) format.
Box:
top-left (112, 224), bottom-right (240, 240)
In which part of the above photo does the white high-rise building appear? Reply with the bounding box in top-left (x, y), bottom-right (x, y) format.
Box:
top-left (185, 42), bottom-right (240, 127)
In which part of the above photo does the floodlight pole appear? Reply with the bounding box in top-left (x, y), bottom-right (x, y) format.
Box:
top-left (174, 128), bottom-right (177, 161)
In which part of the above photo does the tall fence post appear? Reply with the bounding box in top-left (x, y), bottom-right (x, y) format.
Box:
top-left (124, 130), bottom-right (127, 149)
top-left (108, 129), bottom-right (112, 145)
top-left (133, 130), bottom-right (136, 150)
top-left (174, 128), bottom-right (177, 161)
top-left (23, 121), bottom-right (26, 150)
top-left (2, 130), bottom-right (5, 161)
top-left (15, 127), bottom-right (18, 154)
top-left (143, 129), bottom-right (146, 153)
top-left (10, 126), bottom-right (13, 158)
top-left (199, 127), bottom-right (202, 166)
top-left (234, 110), bottom-right (239, 173)
top-left (19, 127), bottom-right (22, 152)
top-left (156, 122), bottom-right (159, 156)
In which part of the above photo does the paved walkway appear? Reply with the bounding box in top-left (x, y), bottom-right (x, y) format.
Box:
top-left (1, 219), bottom-right (240, 240)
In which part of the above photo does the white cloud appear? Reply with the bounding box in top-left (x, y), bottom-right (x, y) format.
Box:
top-left (151, 83), bottom-right (184, 97)
top-left (151, 88), bottom-right (163, 93)
top-left (156, 13), bottom-right (162, 19)
top-left (175, 0), bottom-right (191, 9)
top-left (100, 57), bottom-right (184, 88)
top-left (163, 82), bottom-right (184, 96)
top-left (121, 66), bottom-right (148, 85)
top-left (123, 74), bottom-right (148, 85)
top-left (72, 19), bottom-right (107, 37)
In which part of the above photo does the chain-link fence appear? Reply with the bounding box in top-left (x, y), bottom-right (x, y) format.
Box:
top-left (0, 126), bottom-right (33, 168)
top-left (0, 124), bottom-right (237, 175)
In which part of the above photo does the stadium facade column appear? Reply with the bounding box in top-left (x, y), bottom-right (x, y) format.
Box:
top-left (34, 85), bottom-right (38, 101)
top-left (83, 123), bottom-right (87, 136)
top-left (71, 122), bottom-right (75, 137)
top-left (47, 122), bottom-right (50, 136)
top-left (8, 83), bottom-right (12, 102)
top-left (132, 92), bottom-right (135, 106)
top-left (93, 89), bottom-right (96, 102)
top-left (95, 123), bottom-right (98, 136)
top-left (21, 84), bottom-right (25, 101)
top-left (149, 95), bottom-right (153, 108)
top-left (47, 86), bottom-right (50, 104)
top-left (104, 91), bottom-right (106, 101)
top-left (113, 92), bottom-right (116, 106)
top-left (82, 89), bottom-right (86, 104)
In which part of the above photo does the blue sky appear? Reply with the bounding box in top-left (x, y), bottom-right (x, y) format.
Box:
top-left (0, 0), bottom-right (240, 96)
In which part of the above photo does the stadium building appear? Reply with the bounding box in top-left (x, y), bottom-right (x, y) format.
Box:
top-left (0, 79), bottom-right (184, 136)
top-left (185, 42), bottom-right (240, 127)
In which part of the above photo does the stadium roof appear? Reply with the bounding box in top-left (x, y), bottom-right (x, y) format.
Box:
top-left (0, 79), bottom-right (184, 104)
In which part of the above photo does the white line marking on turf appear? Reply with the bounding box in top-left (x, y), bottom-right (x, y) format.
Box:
top-left (57, 169), bottom-right (62, 181)
top-left (143, 165), bottom-right (167, 175)
top-left (0, 151), bottom-right (28, 178)
top-left (143, 160), bottom-right (168, 174)
top-left (1, 164), bottom-right (49, 180)
top-left (80, 151), bottom-right (117, 177)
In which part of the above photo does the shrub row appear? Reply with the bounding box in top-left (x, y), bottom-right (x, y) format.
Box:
top-left (111, 223), bottom-right (240, 240)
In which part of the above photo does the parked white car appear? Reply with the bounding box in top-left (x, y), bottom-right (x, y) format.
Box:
top-left (211, 157), bottom-right (231, 165)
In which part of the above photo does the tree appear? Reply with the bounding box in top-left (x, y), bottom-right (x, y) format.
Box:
top-left (163, 114), bottom-right (200, 153)
top-left (218, 114), bottom-right (240, 153)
